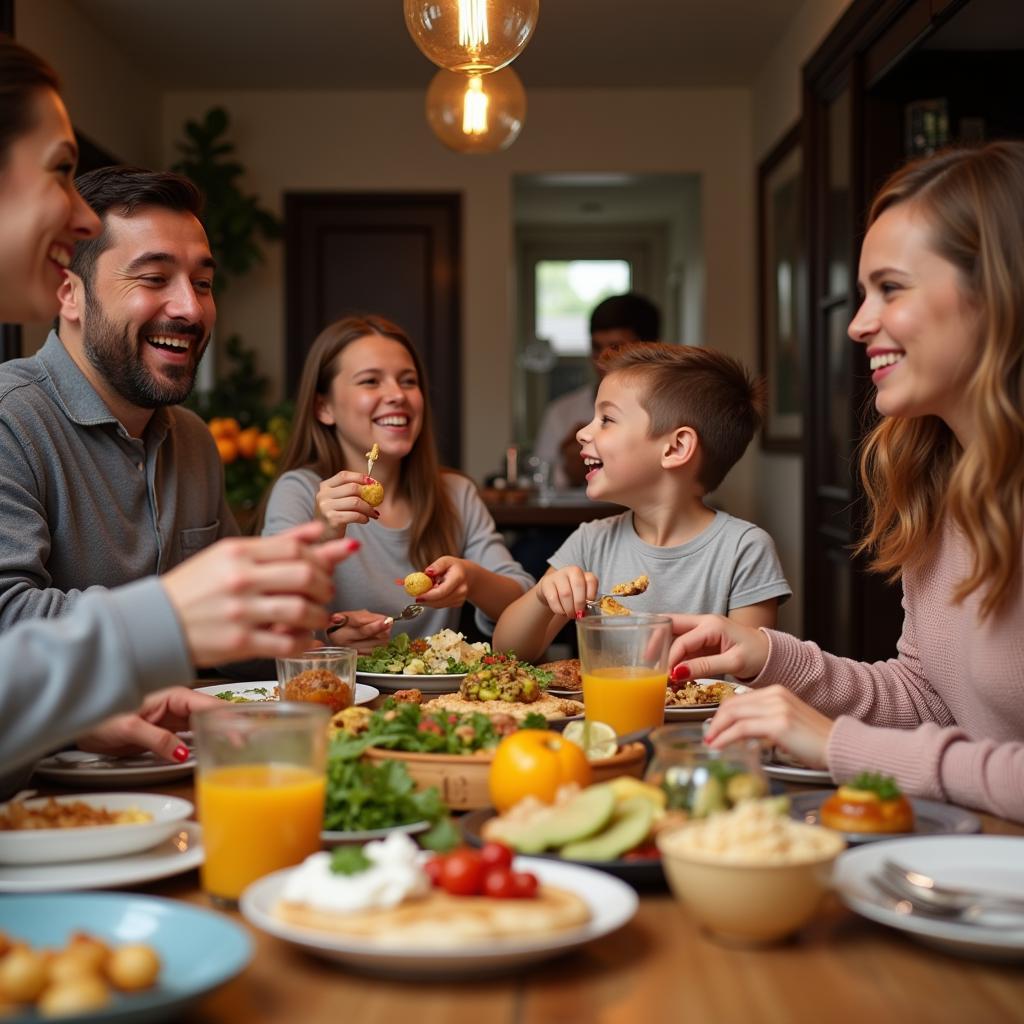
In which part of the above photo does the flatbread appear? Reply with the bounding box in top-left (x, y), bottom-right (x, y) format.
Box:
top-left (422, 692), bottom-right (584, 721)
top-left (538, 658), bottom-right (582, 692)
top-left (275, 885), bottom-right (590, 947)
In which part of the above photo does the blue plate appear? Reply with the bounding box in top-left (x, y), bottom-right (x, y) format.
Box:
top-left (0, 892), bottom-right (251, 1023)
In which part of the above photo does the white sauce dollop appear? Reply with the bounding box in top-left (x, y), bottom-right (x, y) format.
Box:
top-left (281, 831), bottom-right (431, 913)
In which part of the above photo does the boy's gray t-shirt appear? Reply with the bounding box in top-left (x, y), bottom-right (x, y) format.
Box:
top-left (548, 510), bottom-right (791, 614)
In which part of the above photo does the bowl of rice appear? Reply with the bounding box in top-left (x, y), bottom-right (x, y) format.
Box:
top-left (657, 799), bottom-right (845, 944)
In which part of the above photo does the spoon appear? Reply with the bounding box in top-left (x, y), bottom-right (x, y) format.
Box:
top-left (584, 592), bottom-right (642, 612)
top-left (881, 859), bottom-right (1024, 914)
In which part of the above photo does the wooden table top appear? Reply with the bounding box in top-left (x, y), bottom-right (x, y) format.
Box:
top-left (97, 779), bottom-right (1024, 1024)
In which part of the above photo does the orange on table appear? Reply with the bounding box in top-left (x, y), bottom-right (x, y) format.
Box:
top-left (196, 763), bottom-right (325, 901)
top-left (582, 666), bottom-right (666, 735)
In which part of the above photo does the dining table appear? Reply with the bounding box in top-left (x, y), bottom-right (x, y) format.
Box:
top-left (39, 771), bottom-right (1022, 1024)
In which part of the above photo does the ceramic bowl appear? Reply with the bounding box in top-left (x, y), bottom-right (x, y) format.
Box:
top-left (656, 821), bottom-right (845, 944)
top-left (363, 741), bottom-right (646, 810)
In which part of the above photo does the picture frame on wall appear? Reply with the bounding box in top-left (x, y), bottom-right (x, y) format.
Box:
top-left (758, 124), bottom-right (804, 452)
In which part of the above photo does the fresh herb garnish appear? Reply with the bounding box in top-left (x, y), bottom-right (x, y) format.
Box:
top-left (329, 845), bottom-right (372, 875)
top-left (418, 817), bottom-right (461, 853)
top-left (849, 771), bottom-right (903, 800)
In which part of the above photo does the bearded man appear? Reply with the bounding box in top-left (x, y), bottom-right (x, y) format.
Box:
top-left (0, 167), bottom-right (237, 628)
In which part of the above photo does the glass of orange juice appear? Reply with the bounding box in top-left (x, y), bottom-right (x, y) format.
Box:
top-left (576, 614), bottom-right (673, 735)
top-left (191, 703), bottom-right (328, 907)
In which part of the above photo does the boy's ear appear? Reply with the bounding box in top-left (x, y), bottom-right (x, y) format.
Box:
top-left (661, 425), bottom-right (699, 471)
top-left (57, 272), bottom-right (85, 326)
top-left (314, 394), bottom-right (336, 427)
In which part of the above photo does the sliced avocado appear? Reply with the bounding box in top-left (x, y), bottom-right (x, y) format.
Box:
top-left (510, 784), bottom-right (617, 854)
top-left (559, 796), bottom-right (655, 861)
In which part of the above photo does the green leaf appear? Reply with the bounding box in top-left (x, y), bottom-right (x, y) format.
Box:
top-left (418, 817), bottom-right (461, 853)
top-left (329, 845), bottom-right (372, 875)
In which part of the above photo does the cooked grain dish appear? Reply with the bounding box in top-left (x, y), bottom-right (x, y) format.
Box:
top-left (0, 798), bottom-right (152, 830)
top-left (422, 693), bottom-right (584, 721)
top-left (665, 681), bottom-right (736, 707)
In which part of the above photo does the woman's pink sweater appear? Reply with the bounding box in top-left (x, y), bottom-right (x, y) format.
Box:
top-left (757, 522), bottom-right (1024, 821)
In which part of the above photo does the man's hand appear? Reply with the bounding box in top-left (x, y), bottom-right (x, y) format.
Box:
top-left (161, 522), bottom-right (358, 666)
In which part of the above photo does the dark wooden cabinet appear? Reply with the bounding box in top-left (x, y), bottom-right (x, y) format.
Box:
top-left (800, 0), bottom-right (1024, 660)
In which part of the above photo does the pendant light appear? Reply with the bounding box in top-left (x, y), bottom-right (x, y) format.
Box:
top-left (404, 0), bottom-right (540, 75)
top-left (425, 67), bottom-right (526, 154)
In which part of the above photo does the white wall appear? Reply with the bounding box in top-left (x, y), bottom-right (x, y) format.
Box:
top-left (160, 87), bottom-right (757, 518)
top-left (748, 0), bottom-right (852, 635)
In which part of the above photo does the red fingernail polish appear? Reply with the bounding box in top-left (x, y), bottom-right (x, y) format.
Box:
top-left (575, 610), bottom-right (584, 620)
top-left (364, 475), bottom-right (374, 485)
top-left (670, 663), bottom-right (690, 682)
top-left (172, 745), bottom-right (190, 763)
top-left (344, 538), bottom-right (360, 552)
top-left (424, 568), bottom-right (436, 577)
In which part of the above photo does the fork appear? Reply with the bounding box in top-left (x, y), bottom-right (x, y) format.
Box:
top-left (869, 874), bottom-right (1024, 928)
top-left (881, 859), bottom-right (1024, 914)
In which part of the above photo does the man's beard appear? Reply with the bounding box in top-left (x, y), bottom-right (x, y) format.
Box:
top-left (82, 292), bottom-right (206, 409)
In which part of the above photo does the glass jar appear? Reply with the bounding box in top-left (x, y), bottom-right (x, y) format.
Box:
top-left (644, 723), bottom-right (768, 818)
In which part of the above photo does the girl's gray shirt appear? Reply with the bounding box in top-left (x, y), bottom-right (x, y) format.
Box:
top-left (263, 469), bottom-right (534, 636)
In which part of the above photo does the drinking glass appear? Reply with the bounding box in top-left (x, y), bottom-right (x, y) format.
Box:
top-left (645, 723), bottom-right (768, 817)
top-left (276, 646), bottom-right (356, 715)
top-left (576, 613), bottom-right (672, 734)
top-left (192, 703), bottom-right (328, 906)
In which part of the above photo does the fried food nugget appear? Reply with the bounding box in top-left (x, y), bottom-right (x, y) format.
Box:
top-left (359, 444), bottom-right (385, 507)
top-left (402, 572), bottom-right (433, 597)
top-left (611, 574), bottom-right (649, 596)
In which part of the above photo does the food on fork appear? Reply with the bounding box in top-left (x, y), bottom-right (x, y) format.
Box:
top-left (359, 443), bottom-right (385, 506)
top-left (598, 595), bottom-right (631, 616)
top-left (818, 772), bottom-right (915, 834)
top-left (400, 571), bottom-right (433, 597)
top-left (611, 574), bottom-right (649, 596)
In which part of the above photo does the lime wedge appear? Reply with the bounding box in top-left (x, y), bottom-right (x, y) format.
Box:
top-left (563, 720), bottom-right (618, 761)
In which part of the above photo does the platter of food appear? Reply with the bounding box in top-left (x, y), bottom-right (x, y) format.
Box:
top-left (356, 630), bottom-right (490, 693)
top-left (0, 890), bottom-right (250, 1019)
top-left (194, 680), bottom-right (380, 706)
top-left (789, 782), bottom-right (982, 845)
top-left (0, 793), bottom-right (193, 865)
top-left (240, 837), bottom-right (638, 979)
top-left (834, 836), bottom-right (1024, 961)
top-left (0, 822), bottom-right (203, 893)
top-left (32, 748), bottom-right (197, 787)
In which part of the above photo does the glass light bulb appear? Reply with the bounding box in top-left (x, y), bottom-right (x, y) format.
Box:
top-left (426, 67), bottom-right (526, 154)
top-left (404, 0), bottom-right (540, 75)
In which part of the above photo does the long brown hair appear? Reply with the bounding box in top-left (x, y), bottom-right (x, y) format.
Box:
top-left (855, 141), bottom-right (1024, 618)
top-left (263, 314), bottom-right (460, 567)
top-left (0, 36), bottom-right (60, 171)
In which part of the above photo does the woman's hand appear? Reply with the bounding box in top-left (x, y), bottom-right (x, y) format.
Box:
top-left (703, 685), bottom-right (834, 770)
top-left (326, 609), bottom-right (393, 653)
top-left (77, 687), bottom-right (220, 762)
top-left (534, 565), bottom-right (598, 620)
top-left (415, 557), bottom-right (472, 609)
top-left (162, 523), bottom-right (358, 666)
top-left (666, 613), bottom-right (771, 683)
top-left (316, 470), bottom-right (382, 534)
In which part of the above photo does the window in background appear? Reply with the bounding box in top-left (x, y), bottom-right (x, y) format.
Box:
top-left (535, 259), bottom-right (631, 356)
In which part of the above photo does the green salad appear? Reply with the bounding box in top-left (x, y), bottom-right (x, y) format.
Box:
top-left (356, 630), bottom-right (489, 675)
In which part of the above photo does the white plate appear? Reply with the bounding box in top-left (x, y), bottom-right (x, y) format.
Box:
top-left (194, 680), bottom-right (380, 705)
top-left (663, 679), bottom-right (751, 721)
top-left (834, 836), bottom-right (1024, 960)
top-left (33, 748), bottom-right (197, 787)
top-left (0, 821), bottom-right (203, 892)
top-left (240, 856), bottom-right (638, 979)
top-left (357, 671), bottom-right (466, 695)
top-left (762, 761), bottom-right (833, 785)
top-left (320, 820), bottom-right (431, 847)
top-left (0, 793), bottom-right (193, 865)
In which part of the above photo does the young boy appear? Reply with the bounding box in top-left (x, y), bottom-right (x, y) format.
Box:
top-left (494, 342), bottom-right (791, 662)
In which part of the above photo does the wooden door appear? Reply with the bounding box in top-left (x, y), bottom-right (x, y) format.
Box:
top-left (284, 193), bottom-right (462, 466)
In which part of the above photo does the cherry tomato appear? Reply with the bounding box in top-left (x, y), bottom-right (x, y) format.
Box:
top-left (424, 857), bottom-right (445, 886)
top-left (511, 871), bottom-right (539, 899)
top-left (482, 867), bottom-right (517, 899)
top-left (622, 843), bottom-right (661, 862)
top-left (439, 848), bottom-right (485, 896)
top-left (479, 842), bottom-right (514, 872)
